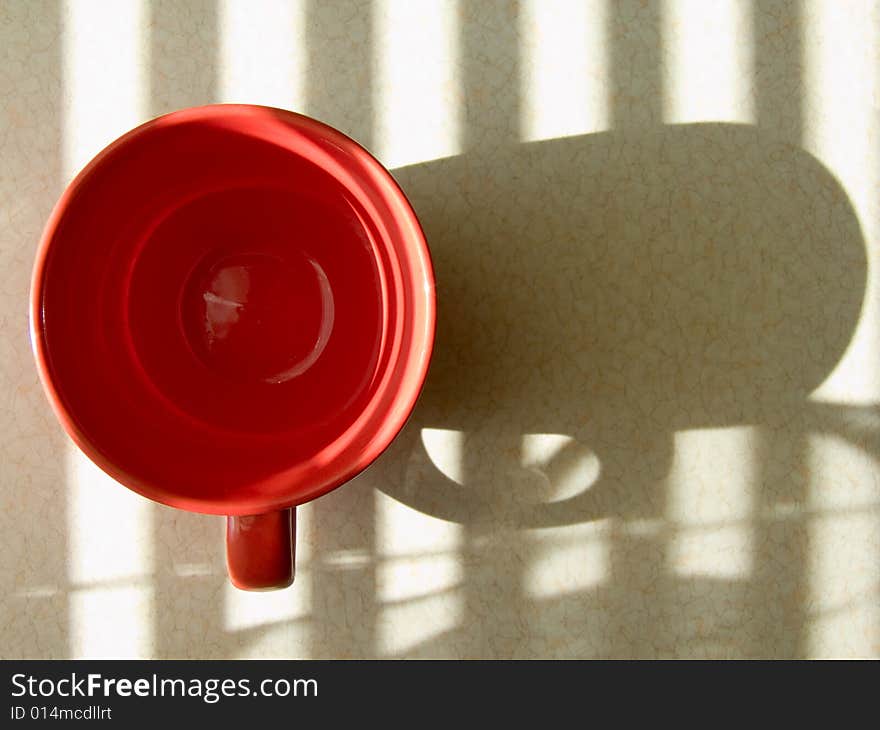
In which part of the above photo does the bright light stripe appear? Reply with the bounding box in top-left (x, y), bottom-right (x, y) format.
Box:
top-left (807, 433), bottom-right (880, 657)
top-left (65, 446), bottom-right (155, 663)
top-left (70, 586), bottom-right (153, 657)
top-left (420, 427), bottom-right (466, 485)
top-left (520, 433), bottom-right (601, 503)
top-left (802, 0), bottom-right (880, 656)
top-left (66, 451), bottom-right (154, 584)
top-left (666, 428), bottom-right (756, 577)
top-left (375, 489), bottom-right (463, 559)
top-left (804, 1), bottom-right (880, 404)
top-left (663, 0), bottom-right (754, 124)
top-left (62, 0), bottom-right (147, 179)
top-left (377, 553), bottom-right (461, 604)
top-left (224, 569), bottom-right (311, 631)
top-left (377, 589), bottom-right (463, 657)
top-left (376, 488), bottom-right (463, 655)
top-left (669, 525), bottom-right (752, 579)
top-left (520, 0), bottom-right (609, 140)
top-left (63, 0), bottom-right (151, 657)
top-left (219, 0), bottom-right (306, 109)
top-left (374, 0), bottom-right (461, 168)
top-left (807, 507), bottom-right (880, 657)
top-left (523, 521), bottom-right (611, 599)
top-left (229, 619), bottom-right (312, 659)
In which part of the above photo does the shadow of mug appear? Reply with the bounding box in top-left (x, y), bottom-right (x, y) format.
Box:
top-left (371, 123), bottom-right (867, 528)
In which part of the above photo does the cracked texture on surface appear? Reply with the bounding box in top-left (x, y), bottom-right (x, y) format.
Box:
top-left (1, 0), bottom-right (879, 658)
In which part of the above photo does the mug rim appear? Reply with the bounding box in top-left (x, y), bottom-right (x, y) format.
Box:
top-left (30, 104), bottom-right (436, 515)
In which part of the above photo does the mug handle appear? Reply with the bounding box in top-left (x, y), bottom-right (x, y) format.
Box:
top-left (226, 509), bottom-right (295, 590)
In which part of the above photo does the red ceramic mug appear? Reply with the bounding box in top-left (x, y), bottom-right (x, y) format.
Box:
top-left (30, 105), bottom-right (435, 590)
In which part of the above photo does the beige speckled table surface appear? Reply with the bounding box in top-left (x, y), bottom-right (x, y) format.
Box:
top-left (2, 0), bottom-right (879, 658)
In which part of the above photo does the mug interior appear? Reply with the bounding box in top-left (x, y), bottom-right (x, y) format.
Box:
top-left (32, 106), bottom-right (434, 515)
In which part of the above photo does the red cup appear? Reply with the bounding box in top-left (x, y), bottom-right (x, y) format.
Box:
top-left (30, 105), bottom-right (435, 590)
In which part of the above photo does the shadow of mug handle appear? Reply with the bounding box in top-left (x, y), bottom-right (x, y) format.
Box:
top-left (383, 425), bottom-right (612, 528)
